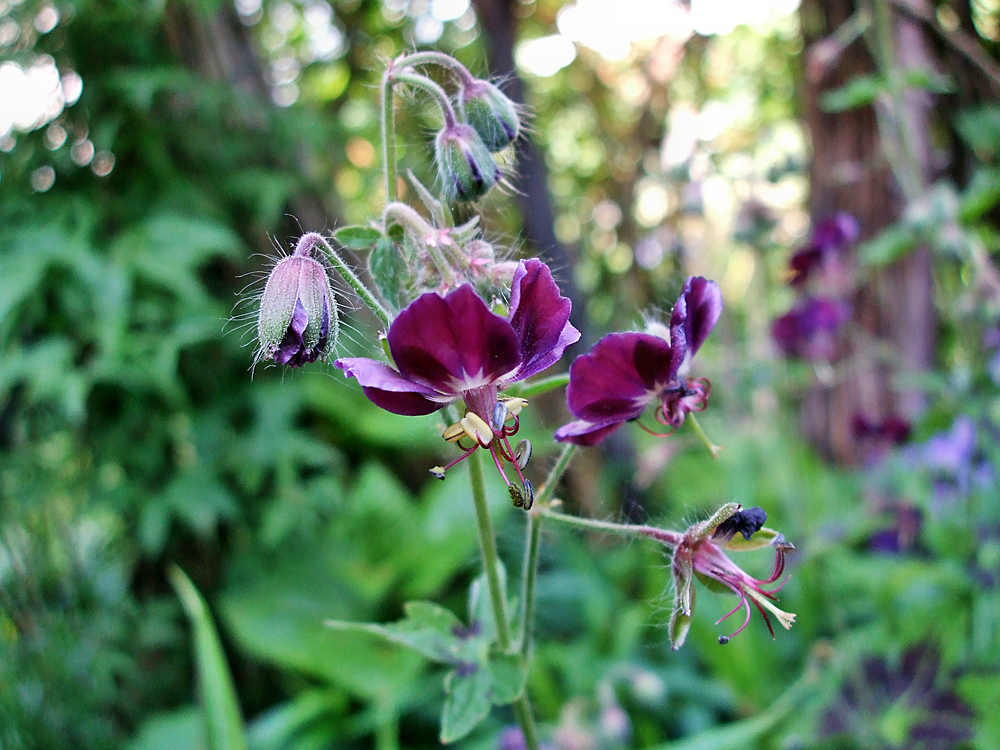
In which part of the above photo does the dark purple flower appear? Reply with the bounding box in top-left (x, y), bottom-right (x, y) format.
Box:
top-left (772, 296), bottom-right (850, 361)
top-left (554, 277), bottom-right (722, 446)
top-left (337, 259), bottom-right (578, 501)
top-left (256, 234), bottom-right (338, 367)
top-left (788, 212), bottom-right (859, 286)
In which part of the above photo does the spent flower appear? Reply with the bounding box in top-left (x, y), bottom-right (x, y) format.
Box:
top-left (662, 503), bottom-right (796, 649)
top-left (555, 276), bottom-right (722, 446)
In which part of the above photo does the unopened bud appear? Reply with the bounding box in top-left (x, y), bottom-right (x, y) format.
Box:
top-left (459, 80), bottom-right (521, 152)
top-left (257, 246), bottom-right (337, 367)
top-left (435, 123), bottom-right (501, 203)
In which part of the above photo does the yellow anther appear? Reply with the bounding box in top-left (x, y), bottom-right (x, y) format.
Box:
top-left (442, 420), bottom-right (467, 442)
top-left (460, 412), bottom-right (494, 447)
top-left (502, 397), bottom-right (528, 417)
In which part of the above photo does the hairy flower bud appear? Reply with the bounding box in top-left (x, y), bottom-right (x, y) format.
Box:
top-left (257, 241), bottom-right (337, 367)
top-left (459, 80), bottom-right (521, 152)
top-left (435, 123), bottom-right (501, 203)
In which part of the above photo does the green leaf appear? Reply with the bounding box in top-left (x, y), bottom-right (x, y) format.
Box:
top-left (169, 566), bottom-right (247, 750)
top-left (487, 653), bottom-right (527, 705)
top-left (902, 68), bottom-right (953, 94)
top-left (440, 665), bottom-right (492, 744)
top-left (326, 601), bottom-right (483, 666)
top-left (958, 674), bottom-right (1000, 750)
top-left (333, 225), bottom-right (383, 250)
top-left (820, 75), bottom-right (885, 112)
top-left (125, 708), bottom-right (205, 750)
top-left (468, 560), bottom-right (508, 642)
top-left (368, 237), bottom-right (410, 311)
top-left (960, 168), bottom-right (1000, 223)
top-left (858, 225), bottom-right (918, 266)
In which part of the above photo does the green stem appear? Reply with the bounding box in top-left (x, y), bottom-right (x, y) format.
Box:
top-left (380, 68), bottom-right (398, 204)
top-left (468, 451), bottom-right (511, 649)
top-left (309, 234), bottom-right (392, 327)
top-left (395, 50), bottom-right (476, 87)
top-left (536, 507), bottom-right (682, 547)
top-left (687, 413), bottom-right (722, 459)
top-left (393, 71), bottom-right (459, 127)
top-left (468, 451), bottom-right (541, 750)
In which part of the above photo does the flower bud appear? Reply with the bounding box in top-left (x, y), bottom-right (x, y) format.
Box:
top-left (257, 248), bottom-right (337, 367)
top-left (435, 123), bottom-right (501, 203)
top-left (459, 80), bottom-right (521, 152)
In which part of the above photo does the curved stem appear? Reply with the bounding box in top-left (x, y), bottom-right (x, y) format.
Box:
top-left (536, 506), bottom-right (682, 548)
top-left (393, 71), bottom-right (459, 127)
top-left (687, 413), bottom-right (722, 459)
top-left (381, 68), bottom-right (398, 204)
top-left (468, 451), bottom-right (541, 750)
top-left (307, 234), bottom-right (392, 327)
top-left (396, 50), bottom-right (476, 87)
top-left (506, 373), bottom-right (570, 399)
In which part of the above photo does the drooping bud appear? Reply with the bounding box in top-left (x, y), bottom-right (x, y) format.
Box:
top-left (257, 239), bottom-right (337, 367)
top-left (458, 80), bottom-right (521, 152)
top-left (434, 123), bottom-right (501, 203)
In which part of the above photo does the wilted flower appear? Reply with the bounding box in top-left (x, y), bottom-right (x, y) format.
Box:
top-left (256, 234), bottom-right (337, 367)
top-left (459, 79), bottom-right (521, 152)
top-left (435, 122), bottom-right (502, 202)
top-left (771, 296), bottom-right (850, 361)
top-left (337, 259), bottom-right (579, 505)
top-left (660, 503), bottom-right (795, 650)
top-left (554, 277), bottom-right (722, 446)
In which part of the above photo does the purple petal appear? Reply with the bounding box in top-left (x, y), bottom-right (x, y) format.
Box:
top-left (565, 332), bottom-right (674, 423)
top-left (388, 285), bottom-right (521, 394)
top-left (506, 259), bottom-right (580, 382)
top-left (275, 299), bottom-right (309, 365)
top-left (671, 277), bottom-right (722, 372)
top-left (336, 357), bottom-right (445, 416)
top-left (554, 418), bottom-right (624, 446)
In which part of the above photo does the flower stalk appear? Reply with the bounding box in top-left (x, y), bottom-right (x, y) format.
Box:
top-left (305, 233), bottom-right (392, 327)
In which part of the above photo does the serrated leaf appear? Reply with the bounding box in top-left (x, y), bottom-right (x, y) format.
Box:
top-left (820, 75), bottom-right (885, 112)
top-left (487, 653), bottom-right (526, 705)
top-left (368, 237), bottom-right (409, 311)
top-left (440, 665), bottom-right (492, 744)
top-left (169, 566), bottom-right (247, 750)
top-left (858, 225), bottom-right (918, 266)
top-left (326, 601), bottom-right (481, 665)
top-left (333, 225), bottom-right (383, 250)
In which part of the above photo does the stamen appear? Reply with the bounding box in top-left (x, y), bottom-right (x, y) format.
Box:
top-left (716, 590), bottom-right (752, 644)
top-left (489, 444), bottom-right (513, 486)
top-left (514, 439), bottom-right (532, 470)
top-left (639, 408), bottom-right (678, 437)
top-left (428, 444), bottom-right (478, 479)
top-left (521, 479), bottom-right (534, 510)
top-left (492, 401), bottom-right (509, 433)
top-left (500, 432), bottom-right (528, 486)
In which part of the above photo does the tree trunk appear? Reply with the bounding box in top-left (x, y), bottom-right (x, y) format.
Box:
top-left (800, 0), bottom-right (937, 464)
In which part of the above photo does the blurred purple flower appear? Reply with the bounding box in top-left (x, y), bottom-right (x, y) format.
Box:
top-left (788, 212), bottom-right (859, 287)
top-left (554, 277), bottom-right (722, 446)
top-left (911, 416), bottom-right (995, 506)
top-left (868, 502), bottom-right (922, 554)
top-left (772, 296), bottom-right (850, 361)
top-left (853, 412), bottom-right (912, 466)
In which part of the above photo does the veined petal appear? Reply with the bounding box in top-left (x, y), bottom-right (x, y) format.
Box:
top-left (553, 418), bottom-right (624, 446)
top-left (506, 259), bottom-right (580, 382)
top-left (671, 277), bottom-right (722, 374)
top-left (336, 357), bottom-right (445, 416)
top-left (565, 332), bottom-right (674, 423)
top-left (388, 285), bottom-right (521, 394)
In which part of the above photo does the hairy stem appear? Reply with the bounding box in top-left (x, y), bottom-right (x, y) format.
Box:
top-left (393, 71), bottom-right (459, 127)
top-left (381, 67), bottom-right (398, 204)
top-left (307, 233), bottom-right (392, 327)
top-left (687, 413), bottom-right (722, 459)
top-left (537, 506), bottom-right (683, 548)
top-left (468, 451), bottom-right (541, 750)
top-left (395, 50), bottom-right (476, 87)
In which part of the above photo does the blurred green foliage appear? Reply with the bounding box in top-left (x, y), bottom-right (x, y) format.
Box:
top-left (2, 1), bottom-right (1000, 749)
